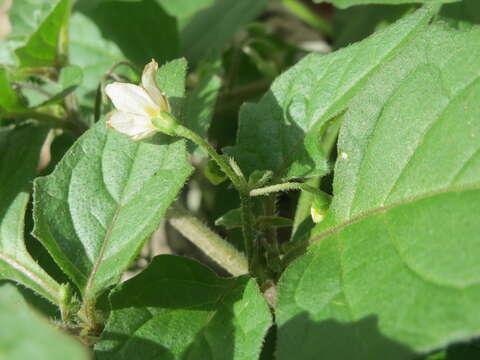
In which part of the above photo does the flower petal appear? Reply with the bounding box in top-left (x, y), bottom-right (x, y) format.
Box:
top-left (106, 110), bottom-right (157, 140)
top-left (141, 59), bottom-right (170, 111)
top-left (105, 82), bottom-right (159, 117)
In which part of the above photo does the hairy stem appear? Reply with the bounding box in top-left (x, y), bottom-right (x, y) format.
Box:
top-left (250, 182), bottom-right (320, 197)
top-left (168, 203), bottom-right (248, 276)
top-left (175, 125), bottom-right (242, 189)
top-left (174, 125), bottom-right (258, 274)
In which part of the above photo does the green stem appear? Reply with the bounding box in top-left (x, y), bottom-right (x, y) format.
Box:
top-left (250, 182), bottom-right (320, 197)
top-left (175, 125), bottom-right (243, 189)
top-left (174, 125), bottom-right (258, 274)
top-left (168, 203), bottom-right (248, 276)
top-left (239, 191), bottom-right (256, 265)
top-left (78, 295), bottom-right (98, 336)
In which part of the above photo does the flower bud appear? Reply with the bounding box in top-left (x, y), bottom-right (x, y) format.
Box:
top-left (310, 191), bottom-right (332, 224)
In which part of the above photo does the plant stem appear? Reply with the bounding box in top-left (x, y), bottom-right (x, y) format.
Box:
top-left (174, 124), bottom-right (258, 274)
top-left (250, 182), bottom-right (320, 197)
top-left (174, 125), bottom-right (242, 189)
top-left (168, 203), bottom-right (248, 276)
top-left (78, 295), bottom-right (98, 336)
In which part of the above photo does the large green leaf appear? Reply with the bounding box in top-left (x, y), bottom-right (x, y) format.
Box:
top-left (95, 255), bottom-right (272, 360)
top-left (276, 21), bottom-right (480, 359)
top-left (228, 6), bottom-right (436, 179)
top-left (316, 0), bottom-right (459, 9)
top-left (180, 0), bottom-right (267, 64)
top-left (0, 283), bottom-right (88, 360)
top-left (0, 126), bottom-right (61, 304)
top-left (14, 0), bottom-right (70, 68)
top-left (33, 122), bottom-right (193, 298)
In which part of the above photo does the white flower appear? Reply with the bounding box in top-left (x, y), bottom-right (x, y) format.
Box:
top-left (105, 59), bottom-right (171, 140)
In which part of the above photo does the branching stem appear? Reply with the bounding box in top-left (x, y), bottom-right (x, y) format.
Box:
top-left (174, 124), bottom-right (258, 274)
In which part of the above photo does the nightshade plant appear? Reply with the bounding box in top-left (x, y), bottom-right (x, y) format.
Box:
top-left (1, 0), bottom-right (480, 359)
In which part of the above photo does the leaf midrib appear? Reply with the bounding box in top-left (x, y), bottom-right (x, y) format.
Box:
top-left (311, 183), bottom-right (480, 244)
top-left (0, 251), bottom-right (60, 302)
top-left (83, 138), bottom-right (141, 296)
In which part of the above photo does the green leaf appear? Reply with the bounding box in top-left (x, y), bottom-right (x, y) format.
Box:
top-left (156, 58), bottom-right (187, 99)
top-left (95, 255), bottom-right (272, 360)
top-left (79, 0), bottom-right (179, 67)
top-left (181, 0), bottom-right (267, 64)
top-left (228, 6), bottom-right (436, 179)
top-left (215, 208), bottom-right (243, 229)
top-left (33, 121), bottom-right (193, 298)
top-left (156, 0), bottom-right (214, 19)
top-left (156, 58), bottom-right (187, 119)
top-left (24, 65), bottom-right (84, 108)
top-left (0, 0), bottom-right (59, 65)
top-left (0, 283), bottom-right (88, 360)
top-left (15, 0), bottom-right (70, 68)
top-left (0, 126), bottom-right (61, 305)
top-left (276, 21), bottom-right (480, 358)
top-left (0, 67), bottom-right (25, 114)
top-left (317, 0), bottom-right (459, 9)
top-left (48, 65), bottom-right (83, 102)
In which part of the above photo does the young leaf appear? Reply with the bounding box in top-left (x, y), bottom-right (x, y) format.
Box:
top-left (215, 208), bottom-right (243, 229)
top-left (95, 255), bottom-right (272, 360)
top-left (0, 126), bottom-right (61, 305)
top-left (0, 283), bottom-right (88, 360)
top-left (156, 58), bottom-right (188, 119)
top-left (181, 0), bottom-right (267, 64)
top-left (228, 5), bottom-right (436, 179)
top-left (15, 0), bottom-right (70, 68)
top-left (277, 22), bottom-right (480, 358)
top-left (156, 58), bottom-right (187, 99)
top-left (33, 121), bottom-right (193, 298)
top-left (317, 0), bottom-right (458, 9)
